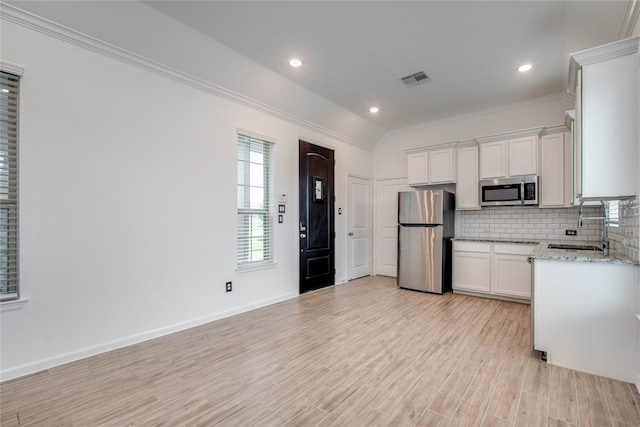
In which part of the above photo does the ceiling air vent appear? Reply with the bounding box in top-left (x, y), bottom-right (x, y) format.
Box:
top-left (400, 71), bottom-right (430, 87)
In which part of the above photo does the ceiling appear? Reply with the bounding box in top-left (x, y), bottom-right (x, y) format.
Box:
top-left (145, 1), bottom-right (630, 131)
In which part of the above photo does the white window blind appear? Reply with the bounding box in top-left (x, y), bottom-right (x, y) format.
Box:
top-left (0, 71), bottom-right (19, 301)
top-left (237, 134), bottom-right (274, 267)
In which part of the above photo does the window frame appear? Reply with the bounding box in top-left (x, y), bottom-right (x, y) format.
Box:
top-left (0, 67), bottom-right (20, 302)
top-left (236, 132), bottom-right (275, 269)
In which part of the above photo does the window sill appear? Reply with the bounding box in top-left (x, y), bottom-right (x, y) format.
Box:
top-left (1, 298), bottom-right (28, 312)
top-left (236, 261), bottom-right (277, 274)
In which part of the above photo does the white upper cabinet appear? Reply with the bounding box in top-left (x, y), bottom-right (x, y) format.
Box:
top-left (407, 152), bottom-right (429, 185)
top-left (479, 141), bottom-right (507, 179)
top-left (478, 130), bottom-right (540, 179)
top-left (508, 136), bottom-right (538, 176)
top-left (406, 145), bottom-right (456, 186)
top-left (429, 148), bottom-right (455, 183)
top-left (569, 37), bottom-right (639, 200)
top-left (456, 144), bottom-right (480, 210)
top-left (540, 130), bottom-right (572, 208)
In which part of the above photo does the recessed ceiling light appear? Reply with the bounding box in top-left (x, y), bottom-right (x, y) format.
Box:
top-left (369, 106), bottom-right (379, 113)
top-left (518, 64), bottom-right (532, 72)
top-left (289, 58), bottom-right (302, 68)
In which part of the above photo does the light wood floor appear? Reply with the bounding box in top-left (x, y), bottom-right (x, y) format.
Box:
top-left (2, 276), bottom-right (639, 426)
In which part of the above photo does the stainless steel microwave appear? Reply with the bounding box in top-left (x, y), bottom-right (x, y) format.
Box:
top-left (479, 176), bottom-right (538, 206)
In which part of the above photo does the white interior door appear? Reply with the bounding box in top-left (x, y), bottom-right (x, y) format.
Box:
top-left (375, 178), bottom-right (411, 277)
top-left (347, 175), bottom-right (372, 280)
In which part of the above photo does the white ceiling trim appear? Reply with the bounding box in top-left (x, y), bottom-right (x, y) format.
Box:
top-left (0, 3), bottom-right (370, 151)
top-left (619, 0), bottom-right (640, 39)
top-left (374, 93), bottom-right (574, 151)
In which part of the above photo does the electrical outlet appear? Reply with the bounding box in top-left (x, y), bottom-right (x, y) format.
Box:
top-left (566, 230), bottom-right (577, 236)
top-left (225, 281), bottom-right (232, 292)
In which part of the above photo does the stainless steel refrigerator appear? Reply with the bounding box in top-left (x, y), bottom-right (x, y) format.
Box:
top-left (397, 190), bottom-right (455, 294)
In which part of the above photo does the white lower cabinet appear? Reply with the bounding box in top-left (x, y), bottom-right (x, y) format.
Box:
top-left (453, 240), bottom-right (536, 302)
top-left (452, 242), bottom-right (491, 293)
top-left (533, 259), bottom-right (636, 383)
top-left (492, 244), bottom-right (534, 299)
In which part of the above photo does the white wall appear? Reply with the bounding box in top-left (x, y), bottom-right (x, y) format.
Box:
top-left (0, 14), bottom-right (371, 380)
top-left (373, 95), bottom-right (575, 181)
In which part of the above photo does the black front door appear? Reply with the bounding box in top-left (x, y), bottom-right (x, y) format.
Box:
top-left (299, 140), bottom-right (335, 294)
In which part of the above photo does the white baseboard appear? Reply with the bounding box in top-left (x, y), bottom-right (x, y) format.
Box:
top-left (0, 291), bottom-right (298, 382)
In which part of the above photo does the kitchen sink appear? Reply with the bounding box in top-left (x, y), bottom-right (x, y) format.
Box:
top-left (547, 243), bottom-right (602, 251)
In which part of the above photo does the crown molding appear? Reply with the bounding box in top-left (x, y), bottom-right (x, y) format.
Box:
top-left (375, 93), bottom-right (571, 150)
top-left (568, 37), bottom-right (640, 95)
top-left (619, 0), bottom-right (640, 39)
top-left (0, 3), bottom-right (369, 151)
top-left (475, 127), bottom-right (544, 145)
top-left (403, 141), bottom-right (458, 154)
top-left (540, 124), bottom-right (569, 135)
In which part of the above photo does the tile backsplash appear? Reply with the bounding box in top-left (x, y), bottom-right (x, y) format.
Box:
top-left (459, 200), bottom-right (639, 262)
top-left (458, 205), bottom-right (602, 242)
top-left (608, 198), bottom-right (639, 260)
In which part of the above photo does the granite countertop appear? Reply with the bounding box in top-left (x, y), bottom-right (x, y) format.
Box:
top-left (452, 238), bottom-right (539, 245)
top-left (454, 238), bottom-right (639, 265)
top-left (528, 240), bottom-right (639, 265)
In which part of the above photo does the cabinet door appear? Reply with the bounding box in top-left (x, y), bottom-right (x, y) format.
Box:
top-left (480, 141), bottom-right (507, 179)
top-left (453, 250), bottom-right (491, 293)
top-left (534, 260), bottom-right (636, 382)
top-left (540, 133), bottom-right (565, 207)
top-left (581, 54), bottom-right (636, 199)
top-left (429, 148), bottom-right (455, 183)
top-left (574, 70), bottom-right (583, 200)
top-left (492, 253), bottom-right (532, 299)
top-left (407, 152), bottom-right (429, 185)
top-left (456, 146), bottom-right (479, 210)
top-left (509, 136), bottom-right (538, 176)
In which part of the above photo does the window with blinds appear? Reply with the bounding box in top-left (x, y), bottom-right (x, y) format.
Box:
top-left (237, 134), bottom-right (274, 268)
top-left (0, 71), bottom-right (19, 301)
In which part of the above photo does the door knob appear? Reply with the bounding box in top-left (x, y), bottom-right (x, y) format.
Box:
top-left (348, 232), bottom-right (354, 236)
top-left (300, 233), bottom-right (306, 239)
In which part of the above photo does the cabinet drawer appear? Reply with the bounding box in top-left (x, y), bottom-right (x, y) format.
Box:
top-left (453, 241), bottom-right (490, 253)
top-left (494, 244), bottom-right (536, 256)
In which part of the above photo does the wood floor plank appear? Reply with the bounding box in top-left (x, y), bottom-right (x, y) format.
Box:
top-left (574, 371), bottom-right (606, 401)
top-left (368, 367), bottom-right (424, 415)
top-left (449, 387), bottom-right (492, 427)
top-left (428, 369), bottom-right (473, 418)
top-left (481, 414), bottom-right (514, 426)
top-left (515, 391), bottom-right (549, 427)
top-left (601, 377), bottom-right (640, 425)
top-left (523, 356), bottom-right (550, 397)
top-left (284, 404), bottom-right (328, 427)
top-left (548, 365), bottom-right (579, 425)
top-left (468, 355), bottom-right (504, 396)
top-left (415, 410), bottom-right (451, 427)
top-left (486, 372), bottom-right (524, 422)
top-left (548, 416), bottom-right (578, 427)
top-left (577, 395), bottom-right (613, 427)
top-left (1, 276), bottom-right (638, 427)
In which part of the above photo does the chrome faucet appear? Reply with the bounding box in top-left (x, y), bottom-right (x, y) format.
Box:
top-left (577, 201), bottom-right (609, 256)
